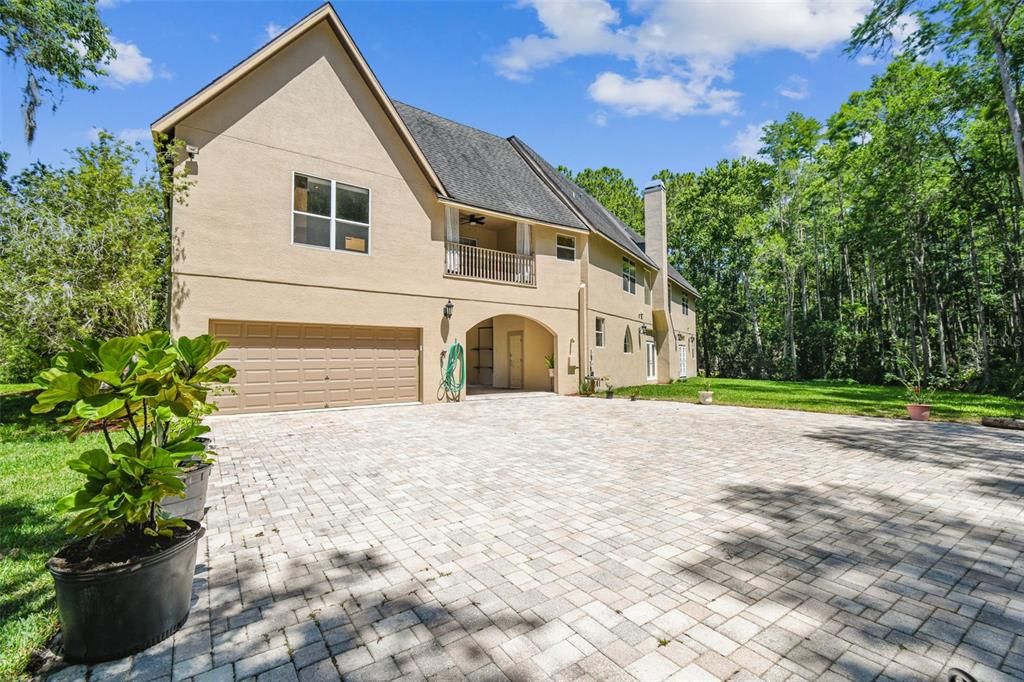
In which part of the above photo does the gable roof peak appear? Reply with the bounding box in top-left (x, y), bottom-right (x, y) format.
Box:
top-left (150, 2), bottom-right (446, 196)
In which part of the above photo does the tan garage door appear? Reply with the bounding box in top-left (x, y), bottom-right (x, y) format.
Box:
top-left (210, 320), bottom-right (419, 414)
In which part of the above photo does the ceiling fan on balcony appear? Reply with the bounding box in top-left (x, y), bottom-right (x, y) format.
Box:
top-left (460, 214), bottom-right (486, 225)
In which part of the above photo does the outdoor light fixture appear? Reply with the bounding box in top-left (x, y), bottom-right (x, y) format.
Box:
top-left (443, 299), bottom-right (454, 319)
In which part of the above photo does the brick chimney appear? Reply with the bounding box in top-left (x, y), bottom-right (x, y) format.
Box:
top-left (643, 181), bottom-right (668, 313)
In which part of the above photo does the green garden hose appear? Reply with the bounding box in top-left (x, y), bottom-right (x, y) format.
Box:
top-left (439, 339), bottom-right (466, 401)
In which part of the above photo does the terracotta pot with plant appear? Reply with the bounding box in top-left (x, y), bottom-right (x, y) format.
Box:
top-left (887, 352), bottom-right (938, 422)
top-left (698, 370), bottom-right (713, 404)
top-left (544, 354), bottom-right (555, 379)
top-left (603, 377), bottom-right (614, 399)
top-left (31, 331), bottom-right (236, 662)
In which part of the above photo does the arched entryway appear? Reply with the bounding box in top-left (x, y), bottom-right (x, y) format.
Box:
top-left (465, 314), bottom-right (556, 396)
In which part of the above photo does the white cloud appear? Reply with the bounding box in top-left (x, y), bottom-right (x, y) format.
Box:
top-left (730, 120), bottom-right (773, 159)
top-left (590, 111), bottom-right (609, 127)
top-left (97, 0), bottom-right (119, 7)
top-left (589, 72), bottom-right (738, 117)
top-left (777, 75), bottom-right (809, 100)
top-left (106, 39), bottom-right (153, 86)
top-left (208, 33), bottom-right (220, 43)
top-left (493, 0), bottom-right (870, 116)
top-left (265, 22), bottom-right (285, 40)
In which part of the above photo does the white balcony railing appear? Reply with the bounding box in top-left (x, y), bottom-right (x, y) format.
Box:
top-left (445, 241), bottom-right (536, 287)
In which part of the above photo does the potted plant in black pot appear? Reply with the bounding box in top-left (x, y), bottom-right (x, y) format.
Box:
top-left (32, 331), bottom-right (235, 663)
top-left (160, 402), bottom-right (219, 523)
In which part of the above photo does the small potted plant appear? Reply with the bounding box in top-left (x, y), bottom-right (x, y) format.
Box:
top-left (698, 370), bottom-right (713, 404)
top-left (32, 331), bottom-right (236, 662)
top-left (603, 377), bottom-right (614, 399)
top-left (629, 387), bottom-right (641, 402)
top-left (887, 353), bottom-right (936, 421)
top-left (544, 354), bottom-right (555, 379)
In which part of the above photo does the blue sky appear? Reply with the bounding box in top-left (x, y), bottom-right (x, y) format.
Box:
top-left (0, 0), bottom-right (890, 186)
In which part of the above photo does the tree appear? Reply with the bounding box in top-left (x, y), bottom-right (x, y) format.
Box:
top-left (558, 165), bottom-right (644, 233)
top-left (849, 0), bottom-right (1024, 198)
top-left (0, 133), bottom-right (181, 380)
top-left (0, 0), bottom-right (115, 143)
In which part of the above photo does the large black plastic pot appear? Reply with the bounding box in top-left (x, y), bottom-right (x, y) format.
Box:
top-left (160, 463), bottom-right (212, 522)
top-left (47, 521), bottom-right (205, 663)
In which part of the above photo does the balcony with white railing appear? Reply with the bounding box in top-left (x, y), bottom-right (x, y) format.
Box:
top-left (444, 241), bottom-right (536, 287)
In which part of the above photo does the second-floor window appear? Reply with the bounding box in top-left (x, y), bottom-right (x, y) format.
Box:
top-left (682, 297), bottom-right (689, 315)
top-left (595, 317), bottom-right (605, 347)
top-left (293, 172), bottom-right (370, 254)
top-left (622, 258), bottom-right (636, 294)
top-left (556, 235), bottom-right (576, 261)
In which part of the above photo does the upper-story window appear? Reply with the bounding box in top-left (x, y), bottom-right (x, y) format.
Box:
top-left (293, 172), bottom-right (370, 254)
top-left (556, 235), bottom-right (576, 261)
top-left (595, 317), bottom-right (605, 347)
top-left (644, 272), bottom-right (652, 305)
top-left (622, 258), bottom-right (637, 294)
top-left (682, 297), bottom-right (690, 315)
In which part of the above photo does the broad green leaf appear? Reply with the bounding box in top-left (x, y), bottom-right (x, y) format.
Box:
top-left (32, 374), bottom-right (81, 412)
top-left (98, 337), bottom-right (139, 374)
top-left (74, 394), bottom-right (126, 420)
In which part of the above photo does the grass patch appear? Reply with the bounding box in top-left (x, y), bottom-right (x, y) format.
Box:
top-left (614, 378), bottom-right (1024, 423)
top-left (0, 384), bottom-right (97, 679)
top-left (0, 384), bottom-right (37, 397)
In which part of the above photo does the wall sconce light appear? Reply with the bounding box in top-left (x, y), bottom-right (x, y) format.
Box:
top-left (443, 299), bottom-right (454, 320)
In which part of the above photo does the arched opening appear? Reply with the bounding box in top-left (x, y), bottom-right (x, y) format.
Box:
top-left (465, 314), bottom-right (556, 396)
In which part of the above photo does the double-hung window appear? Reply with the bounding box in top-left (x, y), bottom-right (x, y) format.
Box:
top-left (682, 297), bottom-right (690, 315)
top-left (556, 235), bottom-right (576, 261)
top-left (622, 258), bottom-right (637, 294)
top-left (293, 172), bottom-right (370, 254)
top-left (595, 317), bottom-right (605, 347)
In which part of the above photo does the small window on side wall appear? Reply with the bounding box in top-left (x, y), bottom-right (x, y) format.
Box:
top-left (623, 327), bottom-right (633, 354)
top-left (556, 235), bottom-right (576, 261)
top-left (595, 317), bottom-right (605, 347)
top-left (293, 173), bottom-right (370, 254)
top-left (682, 297), bottom-right (690, 315)
top-left (622, 258), bottom-right (637, 294)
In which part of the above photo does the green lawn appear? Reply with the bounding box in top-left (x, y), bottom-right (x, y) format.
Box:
top-left (0, 384), bottom-right (95, 680)
top-left (614, 377), bottom-right (1024, 423)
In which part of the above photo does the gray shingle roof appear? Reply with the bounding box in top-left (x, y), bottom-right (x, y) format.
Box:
top-left (394, 102), bottom-right (586, 231)
top-left (509, 137), bottom-right (657, 270)
top-left (394, 100), bottom-right (699, 298)
top-left (667, 264), bottom-right (700, 298)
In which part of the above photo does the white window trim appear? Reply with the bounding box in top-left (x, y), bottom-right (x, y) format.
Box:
top-left (556, 234), bottom-right (576, 262)
top-left (622, 257), bottom-right (637, 294)
top-left (595, 317), bottom-right (605, 348)
top-left (646, 340), bottom-right (657, 380)
top-left (291, 170), bottom-right (372, 256)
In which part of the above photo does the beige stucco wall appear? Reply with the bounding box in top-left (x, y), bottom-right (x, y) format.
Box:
top-left (583, 236), bottom-right (656, 387)
top-left (668, 283), bottom-right (698, 379)
top-left (168, 21), bottom-right (586, 403)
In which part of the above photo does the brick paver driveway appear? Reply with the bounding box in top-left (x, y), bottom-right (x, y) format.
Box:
top-left (58, 397), bottom-right (1024, 682)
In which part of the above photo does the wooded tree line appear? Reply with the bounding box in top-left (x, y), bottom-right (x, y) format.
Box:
top-left (566, 0), bottom-right (1024, 397)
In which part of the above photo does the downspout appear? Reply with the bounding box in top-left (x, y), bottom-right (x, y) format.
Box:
top-left (578, 283), bottom-right (588, 389)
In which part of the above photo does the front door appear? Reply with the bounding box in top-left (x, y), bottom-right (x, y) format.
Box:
top-left (508, 331), bottom-right (524, 389)
top-left (679, 339), bottom-right (687, 377)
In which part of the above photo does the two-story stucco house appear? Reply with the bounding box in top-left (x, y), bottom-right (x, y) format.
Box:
top-left (153, 3), bottom-right (699, 414)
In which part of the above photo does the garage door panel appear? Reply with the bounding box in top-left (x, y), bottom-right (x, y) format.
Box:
top-left (211, 320), bottom-right (420, 414)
